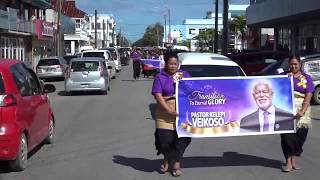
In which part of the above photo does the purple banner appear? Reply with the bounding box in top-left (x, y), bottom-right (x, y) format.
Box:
top-left (176, 76), bottom-right (295, 137)
top-left (141, 59), bottom-right (163, 70)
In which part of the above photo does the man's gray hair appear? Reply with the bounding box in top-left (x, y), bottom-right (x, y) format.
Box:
top-left (253, 81), bottom-right (273, 93)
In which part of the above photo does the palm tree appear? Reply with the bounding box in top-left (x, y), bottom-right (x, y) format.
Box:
top-left (231, 16), bottom-right (247, 50)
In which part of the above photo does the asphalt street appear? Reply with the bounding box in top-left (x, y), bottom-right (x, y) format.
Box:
top-left (0, 65), bottom-right (320, 180)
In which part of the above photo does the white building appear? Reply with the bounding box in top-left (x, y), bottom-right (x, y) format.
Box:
top-left (89, 14), bottom-right (116, 48)
top-left (62, 0), bottom-right (91, 55)
top-left (164, 4), bottom-right (249, 50)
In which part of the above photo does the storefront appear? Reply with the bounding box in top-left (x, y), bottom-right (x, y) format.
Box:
top-left (32, 19), bottom-right (55, 69)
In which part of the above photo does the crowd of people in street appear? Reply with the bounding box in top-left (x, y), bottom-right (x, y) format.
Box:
top-left (130, 47), bottom-right (165, 79)
top-left (145, 52), bottom-right (315, 177)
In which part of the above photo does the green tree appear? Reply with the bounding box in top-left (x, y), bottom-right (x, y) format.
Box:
top-left (230, 16), bottom-right (247, 49)
top-left (133, 23), bottom-right (163, 47)
top-left (193, 29), bottom-right (215, 52)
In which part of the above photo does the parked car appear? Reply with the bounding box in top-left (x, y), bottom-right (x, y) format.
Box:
top-left (36, 57), bottom-right (68, 80)
top-left (229, 51), bottom-right (288, 75)
top-left (64, 58), bottom-right (111, 95)
top-left (0, 59), bottom-right (56, 171)
top-left (100, 47), bottom-right (122, 72)
top-left (178, 53), bottom-right (246, 77)
top-left (81, 50), bottom-right (116, 79)
top-left (256, 57), bottom-right (320, 104)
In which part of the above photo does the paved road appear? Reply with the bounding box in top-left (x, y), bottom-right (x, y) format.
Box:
top-left (1, 65), bottom-right (320, 180)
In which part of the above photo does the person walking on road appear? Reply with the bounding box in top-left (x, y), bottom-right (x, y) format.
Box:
top-left (281, 55), bottom-right (314, 172)
top-left (131, 47), bottom-right (142, 79)
top-left (152, 53), bottom-right (191, 177)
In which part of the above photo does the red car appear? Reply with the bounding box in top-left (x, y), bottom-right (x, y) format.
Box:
top-left (0, 59), bottom-right (56, 171)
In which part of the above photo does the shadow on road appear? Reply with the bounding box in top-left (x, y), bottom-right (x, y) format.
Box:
top-left (113, 152), bottom-right (283, 173)
top-left (0, 142), bottom-right (48, 173)
top-left (57, 91), bottom-right (106, 96)
top-left (121, 79), bottom-right (153, 82)
top-left (148, 103), bottom-right (157, 120)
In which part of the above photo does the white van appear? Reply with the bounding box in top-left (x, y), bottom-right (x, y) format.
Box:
top-left (81, 50), bottom-right (116, 79)
top-left (178, 53), bottom-right (246, 77)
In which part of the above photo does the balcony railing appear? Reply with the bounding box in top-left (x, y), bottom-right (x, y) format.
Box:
top-left (0, 9), bottom-right (9, 29)
top-left (7, 7), bottom-right (34, 34)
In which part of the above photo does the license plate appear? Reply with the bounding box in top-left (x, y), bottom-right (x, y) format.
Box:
top-left (80, 84), bottom-right (89, 88)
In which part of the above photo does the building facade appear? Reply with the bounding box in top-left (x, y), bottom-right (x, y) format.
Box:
top-left (247, 0), bottom-right (320, 54)
top-left (0, 0), bottom-right (54, 68)
top-left (54, 0), bottom-right (90, 55)
top-left (89, 14), bottom-right (116, 48)
top-left (164, 4), bottom-right (249, 51)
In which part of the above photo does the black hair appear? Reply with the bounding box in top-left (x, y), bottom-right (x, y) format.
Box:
top-left (164, 53), bottom-right (179, 63)
top-left (289, 55), bottom-right (301, 63)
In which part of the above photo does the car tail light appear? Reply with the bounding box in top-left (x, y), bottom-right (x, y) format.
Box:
top-left (0, 94), bottom-right (17, 107)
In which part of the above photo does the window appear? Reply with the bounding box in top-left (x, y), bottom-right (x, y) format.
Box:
top-left (82, 52), bottom-right (105, 59)
top-left (180, 65), bottom-right (245, 77)
top-left (0, 74), bottom-right (5, 94)
top-left (26, 69), bottom-right (42, 95)
top-left (189, 28), bottom-right (196, 35)
top-left (37, 59), bottom-right (60, 66)
top-left (71, 61), bottom-right (100, 72)
top-left (10, 64), bottom-right (32, 96)
top-left (199, 29), bottom-right (206, 33)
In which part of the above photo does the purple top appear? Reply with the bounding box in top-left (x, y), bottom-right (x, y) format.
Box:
top-left (131, 51), bottom-right (141, 61)
top-left (292, 72), bottom-right (315, 93)
top-left (152, 70), bottom-right (191, 96)
top-left (282, 71), bottom-right (315, 93)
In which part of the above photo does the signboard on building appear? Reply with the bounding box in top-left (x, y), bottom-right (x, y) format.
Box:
top-left (35, 19), bottom-right (54, 39)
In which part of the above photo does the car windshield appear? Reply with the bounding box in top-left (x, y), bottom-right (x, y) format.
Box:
top-left (71, 61), bottom-right (100, 72)
top-left (38, 59), bottom-right (60, 66)
top-left (180, 65), bottom-right (245, 77)
top-left (0, 74), bottom-right (5, 94)
top-left (83, 52), bottom-right (105, 58)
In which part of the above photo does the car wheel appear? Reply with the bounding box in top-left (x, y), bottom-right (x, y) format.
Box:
top-left (313, 86), bottom-right (320, 105)
top-left (9, 133), bottom-right (28, 171)
top-left (44, 116), bottom-right (54, 144)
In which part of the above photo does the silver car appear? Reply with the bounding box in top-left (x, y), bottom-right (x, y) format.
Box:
top-left (65, 58), bottom-right (110, 95)
top-left (36, 57), bottom-right (68, 80)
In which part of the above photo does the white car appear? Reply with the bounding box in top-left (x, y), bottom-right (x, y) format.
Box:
top-left (100, 47), bottom-right (122, 72)
top-left (81, 50), bottom-right (116, 79)
top-left (178, 53), bottom-right (246, 77)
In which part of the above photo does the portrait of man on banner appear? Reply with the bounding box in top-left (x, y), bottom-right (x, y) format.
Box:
top-left (240, 81), bottom-right (294, 133)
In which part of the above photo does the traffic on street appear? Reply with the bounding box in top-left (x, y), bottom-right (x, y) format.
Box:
top-left (1, 0), bottom-right (320, 179)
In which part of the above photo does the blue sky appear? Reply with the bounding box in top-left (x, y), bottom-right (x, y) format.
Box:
top-left (77, 0), bottom-right (249, 43)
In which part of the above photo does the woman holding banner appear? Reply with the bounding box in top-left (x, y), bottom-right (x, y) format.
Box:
top-left (281, 55), bottom-right (314, 172)
top-left (152, 53), bottom-right (191, 177)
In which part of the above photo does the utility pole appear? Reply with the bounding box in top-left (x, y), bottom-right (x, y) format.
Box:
top-left (106, 19), bottom-right (109, 47)
top-left (168, 9), bottom-right (171, 44)
top-left (119, 25), bottom-right (122, 47)
top-left (94, 10), bottom-right (98, 49)
top-left (156, 27), bottom-right (159, 47)
top-left (214, 0), bottom-right (219, 53)
top-left (164, 14), bottom-right (167, 45)
top-left (56, 0), bottom-right (62, 56)
top-left (222, 0), bottom-right (229, 55)
top-left (102, 19), bottom-right (105, 48)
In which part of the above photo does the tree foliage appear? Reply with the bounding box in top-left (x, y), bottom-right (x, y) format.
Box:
top-left (193, 29), bottom-right (216, 52)
top-left (230, 16), bottom-right (247, 48)
top-left (133, 23), bottom-right (164, 47)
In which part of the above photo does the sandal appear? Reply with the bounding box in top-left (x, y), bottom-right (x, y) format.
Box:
top-left (292, 166), bottom-right (301, 170)
top-left (160, 162), bottom-right (169, 173)
top-left (172, 169), bottom-right (182, 177)
top-left (282, 166), bottom-right (292, 172)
